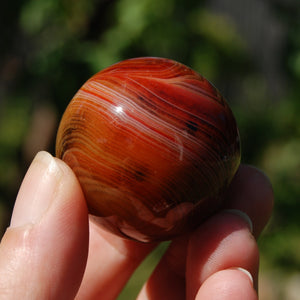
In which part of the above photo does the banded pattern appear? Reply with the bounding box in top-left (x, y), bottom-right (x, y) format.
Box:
top-left (56, 57), bottom-right (240, 242)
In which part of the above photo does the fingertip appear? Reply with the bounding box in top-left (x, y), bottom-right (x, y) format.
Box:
top-left (10, 151), bottom-right (64, 228)
top-left (195, 269), bottom-right (258, 300)
top-left (223, 209), bottom-right (253, 233)
top-left (235, 267), bottom-right (254, 284)
top-left (224, 164), bottom-right (274, 237)
top-left (186, 211), bottom-right (259, 299)
top-left (0, 151), bottom-right (89, 299)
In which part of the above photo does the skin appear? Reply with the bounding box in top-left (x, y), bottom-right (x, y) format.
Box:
top-left (0, 151), bottom-right (273, 299)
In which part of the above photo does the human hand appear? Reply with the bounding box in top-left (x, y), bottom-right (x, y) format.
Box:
top-left (0, 151), bottom-right (273, 299)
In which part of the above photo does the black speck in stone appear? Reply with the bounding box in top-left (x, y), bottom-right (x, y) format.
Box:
top-left (132, 164), bottom-right (149, 182)
top-left (186, 120), bottom-right (199, 135)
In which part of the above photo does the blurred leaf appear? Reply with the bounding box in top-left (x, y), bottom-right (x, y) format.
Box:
top-left (118, 242), bottom-right (169, 299)
top-left (20, 0), bottom-right (58, 34)
top-left (189, 9), bottom-right (247, 57)
top-left (263, 140), bottom-right (300, 180)
top-left (0, 99), bottom-right (30, 150)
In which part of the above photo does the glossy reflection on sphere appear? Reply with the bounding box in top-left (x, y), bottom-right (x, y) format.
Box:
top-left (56, 57), bottom-right (241, 242)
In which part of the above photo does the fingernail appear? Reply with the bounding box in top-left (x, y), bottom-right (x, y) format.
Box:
top-left (223, 209), bottom-right (253, 233)
top-left (10, 151), bottom-right (64, 228)
top-left (235, 267), bottom-right (254, 284)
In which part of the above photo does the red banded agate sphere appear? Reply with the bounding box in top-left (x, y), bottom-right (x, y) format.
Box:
top-left (56, 57), bottom-right (241, 242)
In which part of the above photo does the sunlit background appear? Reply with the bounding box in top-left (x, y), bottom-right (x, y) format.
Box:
top-left (0, 0), bottom-right (299, 299)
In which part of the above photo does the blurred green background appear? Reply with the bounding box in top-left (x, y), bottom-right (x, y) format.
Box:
top-left (0, 0), bottom-right (299, 299)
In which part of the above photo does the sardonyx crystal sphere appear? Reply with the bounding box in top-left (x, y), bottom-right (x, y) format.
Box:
top-left (56, 57), bottom-right (241, 242)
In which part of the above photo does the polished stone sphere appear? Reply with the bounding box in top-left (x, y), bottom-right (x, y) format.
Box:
top-left (56, 57), bottom-right (241, 242)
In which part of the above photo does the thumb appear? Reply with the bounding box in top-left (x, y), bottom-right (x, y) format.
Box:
top-left (0, 151), bottom-right (89, 300)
